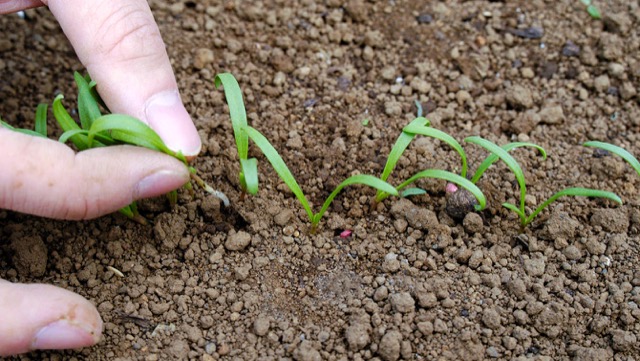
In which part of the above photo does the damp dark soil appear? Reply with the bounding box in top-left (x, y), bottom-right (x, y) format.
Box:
top-left (2, 0), bottom-right (640, 359)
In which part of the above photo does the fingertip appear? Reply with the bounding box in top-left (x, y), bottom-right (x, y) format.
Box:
top-left (144, 90), bottom-right (202, 158)
top-left (31, 319), bottom-right (102, 351)
top-left (0, 281), bottom-right (103, 356)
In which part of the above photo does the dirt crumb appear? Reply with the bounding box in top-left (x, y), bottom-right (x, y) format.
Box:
top-left (10, 234), bottom-right (47, 277)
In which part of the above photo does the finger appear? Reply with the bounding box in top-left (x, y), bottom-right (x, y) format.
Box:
top-left (0, 280), bottom-right (103, 356)
top-left (46, 0), bottom-right (202, 157)
top-left (0, 128), bottom-right (189, 220)
top-left (0, 0), bottom-right (44, 14)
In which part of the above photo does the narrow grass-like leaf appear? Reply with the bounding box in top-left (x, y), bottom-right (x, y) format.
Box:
top-left (118, 205), bottom-right (134, 218)
top-left (87, 78), bottom-right (109, 111)
top-left (584, 141), bottom-right (640, 177)
top-left (52, 94), bottom-right (89, 150)
top-left (391, 169), bottom-right (486, 210)
top-left (88, 114), bottom-right (173, 155)
top-left (216, 73), bottom-right (253, 193)
top-left (519, 187), bottom-right (621, 227)
top-left (215, 73), bottom-right (249, 159)
top-left (375, 117), bottom-right (430, 201)
top-left (59, 129), bottom-right (89, 144)
top-left (404, 122), bottom-right (468, 177)
top-left (466, 136), bottom-right (526, 212)
top-left (401, 188), bottom-right (427, 198)
top-left (312, 175), bottom-right (398, 228)
top-left (586, 4), bottom-right (601, 19)
top-left (34, 103), bottom-right (48, 137)
top-left (245, 126), bottom-right (314, 221)
top-left (118, 202), bottom-right (146, 225)
top-left (0, 119), bottom-right (14, 130)
top-left (471, 142), bottom-right (547, 183)
top-left (240, 158), bottom-right (259, 195)
top-left (502, 202), bottom-right (526, 223)
top-left (1, 119), bottom-right (46, 137)
top-left (74, 72), bottom-right (102, 129)
top-left (59, 129), bottom-right (113, 147)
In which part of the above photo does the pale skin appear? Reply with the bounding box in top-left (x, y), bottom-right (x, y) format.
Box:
top-left (0, 0), bottom-right (202, 355)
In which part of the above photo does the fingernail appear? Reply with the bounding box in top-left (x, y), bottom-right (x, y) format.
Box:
top-left (145, 90), bottom-right (202, 157)
top-left (32, 320), bottom-right (98, 351)
top-left (135, 169), bottom-right (189, 200)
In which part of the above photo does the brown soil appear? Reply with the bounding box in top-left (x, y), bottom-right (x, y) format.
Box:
top-left (2, 0), bottom-right (640, 359)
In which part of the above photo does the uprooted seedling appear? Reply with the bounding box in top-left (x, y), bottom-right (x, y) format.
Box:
top-left (1, 72), bottom-right (227, 223)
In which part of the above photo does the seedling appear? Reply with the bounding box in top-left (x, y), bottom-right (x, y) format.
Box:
top-left (214, 73), bottom-right (258, 196)
top-left (2, 72), bottom-right (224, 223)
top-left (584, 141), bottom-right (640, 177)
top-left (367, 113), bottom-right (551, 219)
top-left (466, 136), bottom-right (622, 230)
top-left (244, 125), bottom-right (398, 232)
top-left (374, 119), bottom-right (477, 204)
top-left (214, 73), bottom-right (399, 231)
top-left (580, 0), bottom-right (602, 19)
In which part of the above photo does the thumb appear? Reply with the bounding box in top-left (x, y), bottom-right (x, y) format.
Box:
top-left (0, 128), bottom-right (189, 220)
top-left (46, 0), bottom-right (202, 157)
top-left (0, 280), bottom-right (103, 356)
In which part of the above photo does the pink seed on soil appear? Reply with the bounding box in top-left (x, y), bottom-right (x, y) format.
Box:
top-left (445, 183), bottom-right (459, 193)
top-left (340, 230), bottom-right (352, 238)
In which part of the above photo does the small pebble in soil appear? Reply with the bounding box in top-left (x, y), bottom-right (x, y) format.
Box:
top-left (416, 13), bottom-right (433, 24)
top-left (225, 231), bottom-right (252, 251)
top-left (486, 346), bottom-right (500, 358)
top-left (509, 26), bottom-right (544, 39)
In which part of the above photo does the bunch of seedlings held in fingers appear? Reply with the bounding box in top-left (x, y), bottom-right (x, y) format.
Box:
top-left (0, 72), bottom-right (227, 224)
top-left (2, 72), bottom-right (639, 234)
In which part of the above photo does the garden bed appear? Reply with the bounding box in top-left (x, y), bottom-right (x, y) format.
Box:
top-left (1, 0), bottom-right (639, 359)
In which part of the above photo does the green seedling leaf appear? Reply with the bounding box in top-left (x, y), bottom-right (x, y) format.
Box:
top-left (312, 175), bottom-right (398, 229)
top-left (401, 188), bottom-right (427, 198)
top-left (245, 126), bottom-right (314, 221)
top-left (34, 103), bottom-right (48, 137)
top-left (167, 190), bottom-right (178, 207)
top-left (118, 201), bottom-right (146, 225)
top-left (52, 94), bottom-right (89, 150)
top-left (74, 72), bottom-right (102, 130)
top-left (1, 119), bottom-right (46, 137)
top-left (465, 136), bottom-right (526, 213)
top-left (584, 141), bottom-right (640, 177)
top-left (404, 122), bottom-right (468, 177)
top-left (375, 117), bottom-right (430, 202)
top-left (392, 169), bottom-right (486, 210)
top-left (88, 114), bottom-right (173, 155)
top-left (59, 129), bottom-right (89, 144)
top-left (59, 129), bottom-right (113, 147)
top-left (215, 73), bottom-right (252, 193)
top-left (361, 118), bottom-right (369, 126)
top-left (240, 158), bottom-right (259, 195)
top-left (471, 142), bottom-right (547, 184)
top-left (515, 187), bottom-right (621, 228)
top-left (245, 125), bottom-right (397, 231)
top-left (586, 4), bottom-right (601, 19)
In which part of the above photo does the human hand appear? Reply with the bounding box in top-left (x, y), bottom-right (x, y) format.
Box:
top-left (0, 0), bottom-right (202, 355)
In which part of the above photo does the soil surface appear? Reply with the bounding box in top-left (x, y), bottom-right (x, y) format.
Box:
top-left (2, 0), bottom-right (640, 360)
